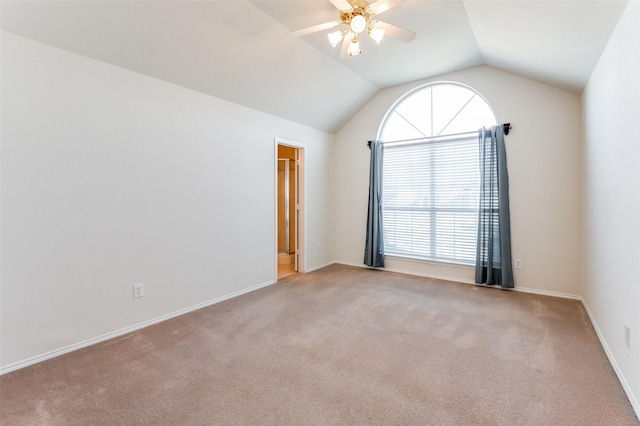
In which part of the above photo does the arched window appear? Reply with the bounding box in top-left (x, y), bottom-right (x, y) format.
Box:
top-left (379, 82), bottom-right (497, 264)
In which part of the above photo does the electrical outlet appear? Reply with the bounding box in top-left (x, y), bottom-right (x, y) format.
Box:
top-left (133, 283), bottom-right (144, 299)
top-left (625, 324), bottom-right (631, 349)
top-left (514, 258), bottom-right (522, 269)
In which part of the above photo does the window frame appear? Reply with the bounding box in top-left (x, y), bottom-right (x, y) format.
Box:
top-left (377, 81), bottom-right (498, 266)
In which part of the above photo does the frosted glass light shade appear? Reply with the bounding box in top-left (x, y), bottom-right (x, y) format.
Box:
top-left (369, 27), bottom-right (385, 44)
top-left (347, 39), bottom-right (362, 56)
top-left (327, 30), bottom-right (344, 47)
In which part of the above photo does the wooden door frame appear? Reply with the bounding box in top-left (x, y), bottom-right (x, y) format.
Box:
top-left (274, 138), bottom-right (305, 279)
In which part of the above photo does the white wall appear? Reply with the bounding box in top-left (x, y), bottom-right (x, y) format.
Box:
top-left (0, 32), bottom-right (335, 370)
top-left (582, 1), bottom-right (640, 414)
top-left (335, 65), bottom-right (583, 297)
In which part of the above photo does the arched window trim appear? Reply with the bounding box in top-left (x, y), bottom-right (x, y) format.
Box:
top-left (377, 81), bottom-right (498, 143)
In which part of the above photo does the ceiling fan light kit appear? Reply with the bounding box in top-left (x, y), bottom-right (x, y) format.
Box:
top-left (336, 2), bottom-right (379, 55)
top-left (289, 0), bottom-right (415, 58)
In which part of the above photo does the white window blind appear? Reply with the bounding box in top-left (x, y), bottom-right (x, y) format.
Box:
top-left (382, 136), bottom-right (480, 264)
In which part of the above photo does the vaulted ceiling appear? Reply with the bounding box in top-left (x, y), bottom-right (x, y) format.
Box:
top-left (1, 1), bottom-right (629, 133)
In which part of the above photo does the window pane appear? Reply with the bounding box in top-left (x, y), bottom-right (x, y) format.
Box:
top-left (382, 111), bottom-right (425, 141)
top-left (382, 138), bottom-right (481, 264)
top-left (393, 87), bottom-right (432, 137)
top-left (432, 85), bottom-right (475, 136)
top-left (380, 82), bottom-right (496, 265)
top-left (439, 95), bottom-right (496, 135)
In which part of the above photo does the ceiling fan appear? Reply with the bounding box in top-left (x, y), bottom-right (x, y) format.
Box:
top-left (288, 0), bottom-right (416, 57)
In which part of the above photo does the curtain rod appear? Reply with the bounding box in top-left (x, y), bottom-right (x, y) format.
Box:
top-left (367, 123), bottom-right (512, 148)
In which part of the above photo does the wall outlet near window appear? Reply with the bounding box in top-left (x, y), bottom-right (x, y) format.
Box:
top-left (133, 283), bottom-right (144, 299)
top-left (625, 324), bottom-right (631, 349)
top-left (514, 258), bottom-right (522, 269)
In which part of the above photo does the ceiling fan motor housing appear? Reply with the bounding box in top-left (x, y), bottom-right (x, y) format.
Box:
top-left (340, 5), bottom-right (375, 33)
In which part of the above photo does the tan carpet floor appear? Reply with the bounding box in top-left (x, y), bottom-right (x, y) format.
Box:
top-left (1, 264), bottom-right (638, 425)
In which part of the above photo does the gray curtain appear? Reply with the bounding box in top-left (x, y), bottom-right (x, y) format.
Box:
top-left (475, 126), bottom-right (514, 288)
top-left (364, 140), bottom-right (384, 268)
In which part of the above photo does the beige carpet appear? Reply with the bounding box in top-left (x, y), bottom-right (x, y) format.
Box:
top-left (1, 264), bottom-right (638, 425)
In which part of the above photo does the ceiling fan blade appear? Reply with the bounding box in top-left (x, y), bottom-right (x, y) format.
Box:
top-left (289, 21), bottom-right (340, 37)
top-left (368, 0), bottom-right (406, 15)
top-left (375, 21), bottom-right (416, 42)
top-left (339, 35), bottom-right (350, 58)
top-left (329, 0), bottom-right (353, 11)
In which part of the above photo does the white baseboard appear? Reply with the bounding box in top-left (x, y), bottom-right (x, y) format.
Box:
top-left (0, 279), bottom-right (277, 376)
top-left (305, 260), bottom-right (336, 273)
top-left (510, 286), bottom-right (581, 300)
top-left (334, 261), bottom-right (581, 300)
top-left (334, 260), bottom-right (382, 269)
top-left (336, 260), bottom-right (477, 285)
top-left (581, 298), bottom-right (640, 419)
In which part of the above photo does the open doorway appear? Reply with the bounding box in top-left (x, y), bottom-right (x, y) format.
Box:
top-left (275, 140), bottom-right (304, 280)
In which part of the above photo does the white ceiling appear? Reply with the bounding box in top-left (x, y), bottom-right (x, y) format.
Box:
top-left (0, 0), bottom-right (630, 133)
